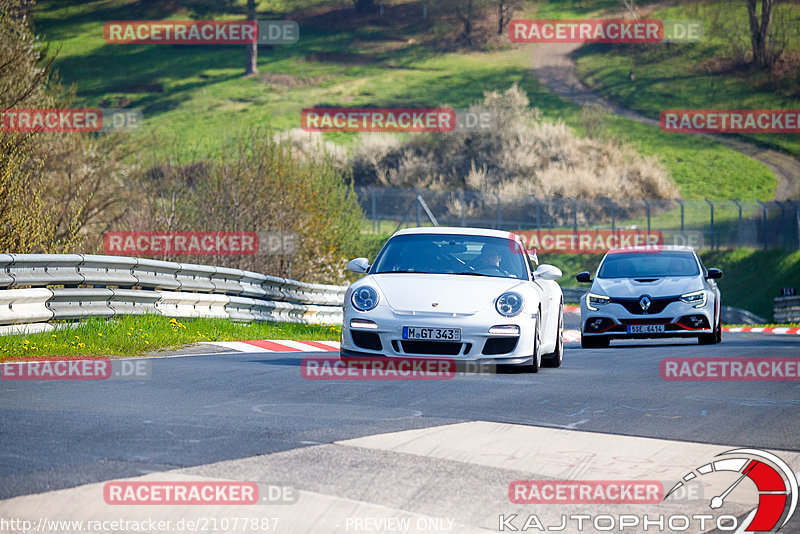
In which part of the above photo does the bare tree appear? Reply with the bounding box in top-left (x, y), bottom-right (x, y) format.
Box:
top-left (621, 0), bottom-right (640, 19)
top-left (245, 0), bottom-right (257, 75)
top-left (495, 0), bottom-right (522, 35)
top-left (445, 0), bottom-right (489, 45)
top-left (747, 0), bottom-right (778, 69)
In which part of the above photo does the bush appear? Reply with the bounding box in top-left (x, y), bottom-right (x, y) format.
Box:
top-left (348, 84), bottom-right (677, 202)
top-left (114, 130), bottom-right (364, 284)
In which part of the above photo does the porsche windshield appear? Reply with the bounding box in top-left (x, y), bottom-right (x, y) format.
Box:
top-left (371, 234), bottom-right (529, 279)
top-left (598, 251), bottom-right (700, 278)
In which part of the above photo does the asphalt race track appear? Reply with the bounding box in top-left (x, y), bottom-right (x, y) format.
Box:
top-left (1, 313), bottom-right (799, 533)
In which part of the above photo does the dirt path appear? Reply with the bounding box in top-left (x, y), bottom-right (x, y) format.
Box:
top-left (530, 41), bottom-right (800, 200)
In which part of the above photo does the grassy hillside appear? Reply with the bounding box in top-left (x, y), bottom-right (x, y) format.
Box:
top-left (575, 1), bottom-right (800, 160)
top-left (32, 0), bottom-right (775, 199)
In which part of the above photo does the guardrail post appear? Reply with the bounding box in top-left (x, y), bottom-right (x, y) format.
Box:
top-left (643, 198), bottom-right (651, 233)
top-left (704, 199), bottom-right (714, 250)
top-left (757, 200), bottom-right (768, 249)
top-left (534, 197), bottom-right (541, 231)
top-left (676, 198), bottom-right (684, 235)
top-left (495, 193), bottom-right (502, 229)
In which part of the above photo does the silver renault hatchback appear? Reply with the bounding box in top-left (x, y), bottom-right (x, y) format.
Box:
top-left (576, 246), bottom-right (722, 348)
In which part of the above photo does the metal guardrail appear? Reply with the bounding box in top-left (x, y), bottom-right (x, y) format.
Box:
top-left (774, 296), bottom-right (800, 323)
top-left (0, 254), bottom-right (346, 328)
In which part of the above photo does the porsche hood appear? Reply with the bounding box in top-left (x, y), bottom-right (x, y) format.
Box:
top-left (367, 273), bottom-right (526, 314)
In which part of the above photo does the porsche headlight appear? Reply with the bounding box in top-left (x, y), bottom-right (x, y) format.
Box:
top-left (351, 286), bottom-right (379, 311)
top-left (496, 292), bottom-right (524, 317)
top-left (680, 290), bottom-right (707, 308)
top-left (586, 293), bottom-right (610, 311)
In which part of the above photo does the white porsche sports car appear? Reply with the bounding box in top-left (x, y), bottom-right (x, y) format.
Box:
top-left (341, 227), bottom-right (565, 372)
top-left (577, 245), bottom-right (722, 348)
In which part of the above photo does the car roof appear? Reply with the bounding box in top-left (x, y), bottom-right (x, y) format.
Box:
top-left (393, 227), bottom-right (518, 240)
top-left (606, 245), bottom-right (696, 254)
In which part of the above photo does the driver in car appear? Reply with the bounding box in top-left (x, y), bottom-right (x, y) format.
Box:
top-left (470, 243), bottom-right (509, 276)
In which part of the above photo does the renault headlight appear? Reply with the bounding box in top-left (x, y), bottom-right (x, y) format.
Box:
top-left (586, 293), bottom-right (610, 311)
top-left (496, 292), bottom-right (524, 317)
top-left (680, 290), bottom-right (706, 308)
top-left (351, 286), bottom-right (379, 311)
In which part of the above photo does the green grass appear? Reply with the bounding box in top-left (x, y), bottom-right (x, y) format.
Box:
top-left (700, 249), bottom-right (800, 320)
top-left (0, 314), bottom-right (341, 359)
top-left (32, 0), bottom-right (777, 199)
top-left (574, 1), bottom-right (800, 160)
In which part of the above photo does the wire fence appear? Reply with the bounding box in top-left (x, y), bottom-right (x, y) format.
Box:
top-left (356, 187), bottom-right (800, 251)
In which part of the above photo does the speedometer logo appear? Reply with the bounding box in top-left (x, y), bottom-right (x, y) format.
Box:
top-left (665, 448), bottom-right (798, 532)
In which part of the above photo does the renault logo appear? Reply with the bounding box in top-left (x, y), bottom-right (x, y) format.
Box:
top-left (639, 295), bottom-right (651, 312)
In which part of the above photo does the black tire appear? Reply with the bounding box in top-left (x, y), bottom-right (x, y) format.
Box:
top-left (699, 313), bottom-right (722, 345)
top-left (529, 313), bottom-right (541, 373)
top-left (542, 304), bottom-right (563, 368)
top-left (581, 335), bottom-right (610, 349)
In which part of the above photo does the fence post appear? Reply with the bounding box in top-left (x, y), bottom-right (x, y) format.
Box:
top-left (757, 200), bottom-right (768, 249)
top-left (370, 187), bottom-right (376, 234)
top-left (675, 198), bottom-right (684, 236)
top-left (787, 200), bottom-right (799, 250)
top-left (643, 198), bottom-right (651, 234)
top-left (534, 197), bottom-right (541, 231)
top-left (495, 193), bottom-right (501, 229)
top-left (459, 190), bottom-right (465, 227)
top-left (605, 197), bottom-right (616, 232)
top-left (571, 198), bottom-right (578, 233)
top-left (776, 201), bottom-right (787, 249)
top-left (704, 199), bottom-right (715, 250)
top-left (731, 199), bottom-right (742, 248)
top-left (415, 190), bottom-right (421, 227)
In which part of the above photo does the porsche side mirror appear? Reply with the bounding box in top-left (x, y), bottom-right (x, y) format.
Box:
top-left (576, 271), bottom-right (592, 283)
top-left (706, 268), bottom-right (722, 280)
top-left (534, 264), bottom-right (562, 281)
top-left (347, 257), bottom-right (370, 273)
